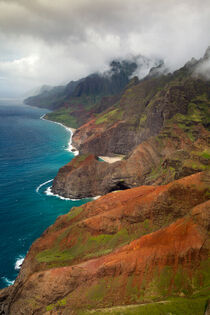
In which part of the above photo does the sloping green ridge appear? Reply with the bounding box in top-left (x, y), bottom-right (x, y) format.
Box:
top-left (78, 296), bottom-right (209, 315)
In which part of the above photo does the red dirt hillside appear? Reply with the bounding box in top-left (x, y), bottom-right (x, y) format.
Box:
top-left (0, 171), bottom-right (209, 314)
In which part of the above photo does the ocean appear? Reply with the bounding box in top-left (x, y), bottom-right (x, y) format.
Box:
top-left (0, 101), bottom-right (90, 289)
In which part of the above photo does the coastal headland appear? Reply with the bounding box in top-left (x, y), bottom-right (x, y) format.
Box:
top-left (1, 49), bottom-right (210, 314)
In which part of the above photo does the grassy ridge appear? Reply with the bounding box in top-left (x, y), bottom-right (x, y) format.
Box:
top-left (78, 296), bottom-right (209, 315)
top-left (44, 108), bottom-right (78, 128)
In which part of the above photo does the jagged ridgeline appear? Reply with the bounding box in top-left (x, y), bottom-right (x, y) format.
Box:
top-left (9, 48), bottom-right (209, 315)
top-left (51, 48), bottom-right (210, 199)
top-left (72, 50), bottom-right (210, 156)
top-left (24, 59), bottom-right (140, 127)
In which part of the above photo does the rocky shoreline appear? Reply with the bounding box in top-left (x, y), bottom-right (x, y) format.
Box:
top-left (1, 49), bottom-right (209, 314)
top-left (51, 121), bottom-right (210, 199)
top-left (41, 114), bottom-right (79, 155)
top-left (50, 49), bottom-right (210, 200)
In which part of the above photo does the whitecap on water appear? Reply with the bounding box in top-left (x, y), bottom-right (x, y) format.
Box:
top-left (1, 277), bottom-right (14, 286)
top-left (40, 114), bottom-right (79, 155)
top-left (45, 186), bottom-right (73, 200)
top-left (45, 186), bottom-right (99, 202)
top-left (92, 196), bottom-right (101, 200)
top-left (14, 255), bottom-right (25, 270)
top-left (36, 179), bottom-right (53, 193)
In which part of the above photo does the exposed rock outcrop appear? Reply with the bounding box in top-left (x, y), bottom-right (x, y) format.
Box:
top-left (50, 50), bottom-right (209, 199)
top-left (72, 71), bottom-right (210, 156)
top-left (52, 120), bottom-right (209, 199)
top-left (11, 49), bottom-right (210, 315)
top-left (51, 137), bottom-right (162, 198)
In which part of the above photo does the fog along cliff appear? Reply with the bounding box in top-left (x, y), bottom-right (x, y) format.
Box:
top-left (52, 49), bottom-right (210, 199)
top-left (0, 49), bottom-right (209, 314)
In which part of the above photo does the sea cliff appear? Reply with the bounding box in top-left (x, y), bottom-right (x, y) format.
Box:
top-left (0, 172), bottom-right (209, 314)
top-left (1, 49), bottom-right (209, 314)
top-left (51, 49), bottom-right (210, 199)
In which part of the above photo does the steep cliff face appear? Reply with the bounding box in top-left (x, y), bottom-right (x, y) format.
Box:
top-left (0, 172), bottom-right (209, 314)
top-left (52, 154), bottom-right (111, 198)
top-left (52, 49), bottom-right (210, 199)
top-left (72, 72), bottom-right (210, 156)
top-left (12, 49), bottom-right (210, 315)
top-left (51, 139), bottom-right (161, 198)
top-left (70, 49), bottom-right (210, 156)
top-left (24, 59), bottom-right (138, 128)
top-left (52, 117), bottom-right (209, 199)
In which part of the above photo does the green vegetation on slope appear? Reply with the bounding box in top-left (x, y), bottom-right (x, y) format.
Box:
top-left (78, 296), bottom-right (209, 315)
top-left (44, 107), bottom-right (78, 128)
top-left (57, 259), bottom-right (210, 313)
top-left (35, 226), bottom-right (138, 267)
top-left (25, 59), bottom-right (138, 126)
top-left (95, 108), bottom-right (123, 125)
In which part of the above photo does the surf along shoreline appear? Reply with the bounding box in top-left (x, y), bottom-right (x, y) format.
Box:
top-left (41, 115), bottom-right (124, 163)
top-left (2, 111), bottom-right (87, 288)
top-left (39, 113), bottom-right (83, 200)
top-left (40, 114), bottom-right (79, 156)
top-left (39, 113), bottom-right (122, 200)
top-left (39, 114), bottom-right (101, 200)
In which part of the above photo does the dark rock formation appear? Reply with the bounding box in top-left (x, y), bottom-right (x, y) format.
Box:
top-left (52, 120), bottom-right (209, 199)
top-left (12, 48), bottom-right (209, 315)
top-left (69, 48), bottom-right (210, 156)
top-left (72, 75), bottom-right (210, 156)
top-left (51, 137), bottom-right (161, 198)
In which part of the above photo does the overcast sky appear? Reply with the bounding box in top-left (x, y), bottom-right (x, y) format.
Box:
top-left (0, 0), bottom-right (209, 98)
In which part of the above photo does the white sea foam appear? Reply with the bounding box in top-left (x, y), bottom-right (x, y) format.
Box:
top-left (36, 179), bottom-right (53, 193)
top-left (45, 186), bottom-right (91, 201)
top-left (14, 256), bottom-right (25, 270)
top-left (45, 186), bottom-right (72, 200)
top-left (92, 196), bottom-right (101, 200)
top-left (37, 178), bottom-right (83, 200)
top-left (1, 277), bottom-right (15, 286)
top-left (40, 114), bottom-right (45, 120)
top-left (40, 114), bottom-right (79, 155)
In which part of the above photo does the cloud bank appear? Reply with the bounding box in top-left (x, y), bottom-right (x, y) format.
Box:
top-left (194, 47), bottom-right (210, 80)
top-left (0, 0), bottom-right (209, 97)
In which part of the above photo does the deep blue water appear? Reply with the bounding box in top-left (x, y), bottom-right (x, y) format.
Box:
top-left (0, 101), bottom-right (90, 289)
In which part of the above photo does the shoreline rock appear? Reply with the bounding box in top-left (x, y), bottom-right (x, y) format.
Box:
top-left (51, 122), bottom-right (210, 199)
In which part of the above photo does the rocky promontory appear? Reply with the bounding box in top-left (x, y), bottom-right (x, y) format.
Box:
top-left (4, 47), bottom-right (209, 315)
top-left (52, 119), bottom-right (210, 199)
top-left (72, 61), bottom-right (210, 157)
top-left (50, 49), bottom-right (210, 199)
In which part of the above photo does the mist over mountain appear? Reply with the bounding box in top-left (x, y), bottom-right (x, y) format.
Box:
top-left (1, 1), bottom-right (210, 314)
top-left (24, 56), bottom-right (160, 110)
top-left (194, 46), bottom-right (210, 80)
top-left (0, 0), bottom-right (210, 98)
top-left (2, 45), bottom-right (210, 315)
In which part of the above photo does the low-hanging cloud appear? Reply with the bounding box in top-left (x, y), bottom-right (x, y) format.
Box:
top-left (194, 47), bottom-right (210, 80)
top-left (0, 0), bottom-right (209, 97)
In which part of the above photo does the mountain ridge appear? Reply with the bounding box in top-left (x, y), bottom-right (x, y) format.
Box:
top-left (2, 48), bottom-right (209, 314)
top-left (51, 49), bottom-right (210, 199)
top-left (24, 56), bottom-right (161, 128)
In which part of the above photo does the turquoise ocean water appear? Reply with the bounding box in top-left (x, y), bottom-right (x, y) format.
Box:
top-left (0, 101), bottom-right (90, 289)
